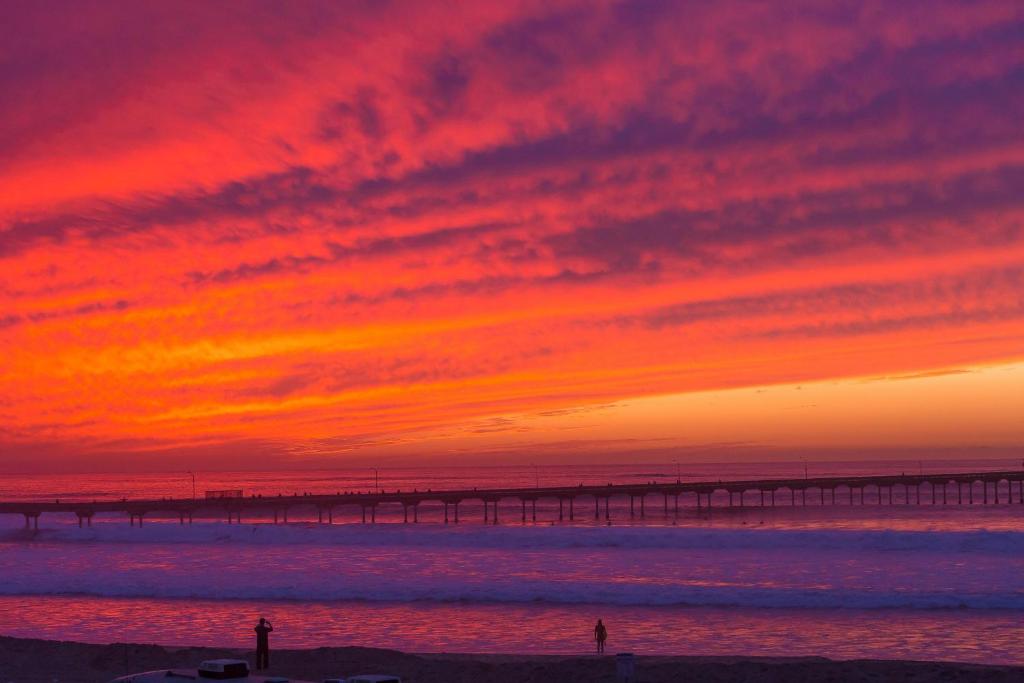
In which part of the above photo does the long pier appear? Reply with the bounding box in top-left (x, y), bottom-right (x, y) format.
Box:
top-left (2, 470), bottom-right (1023, 529)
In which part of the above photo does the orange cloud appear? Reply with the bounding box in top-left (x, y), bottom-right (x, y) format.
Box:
top-left (1, 1), bottom-right (1023, 469)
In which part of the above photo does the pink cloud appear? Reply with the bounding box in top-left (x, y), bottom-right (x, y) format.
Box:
top-left (1, 0), bottom-right (1023, 466)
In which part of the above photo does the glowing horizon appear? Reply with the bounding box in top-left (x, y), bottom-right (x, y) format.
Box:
top-left (2, 1), bottom-right (1023, 470)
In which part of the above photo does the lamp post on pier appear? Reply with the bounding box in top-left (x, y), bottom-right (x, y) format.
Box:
top-left (188, 471), bottom-right (196, 500)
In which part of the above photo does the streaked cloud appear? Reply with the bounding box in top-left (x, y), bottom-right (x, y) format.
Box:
top-left (1, 1), bottom-right (1023, 468)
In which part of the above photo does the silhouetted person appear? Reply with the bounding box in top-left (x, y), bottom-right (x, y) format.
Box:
top-left (254, 617), bottom-right (273, 670)
top-left (594, 619), bottom-right (607, 653)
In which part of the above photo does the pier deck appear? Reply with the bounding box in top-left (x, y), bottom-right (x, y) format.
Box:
top-left (2, 470), bottom-right (1022, 528)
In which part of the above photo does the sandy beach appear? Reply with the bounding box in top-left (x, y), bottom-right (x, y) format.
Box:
top-left (2, 635), bottom-right (1022, 683)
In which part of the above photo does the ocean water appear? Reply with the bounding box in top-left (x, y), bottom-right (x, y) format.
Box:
top-left (0, 460), bottom-right (1022, 664)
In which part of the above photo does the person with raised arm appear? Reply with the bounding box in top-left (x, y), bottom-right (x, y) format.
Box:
top-left (254, 617), bottom-right (274, 670)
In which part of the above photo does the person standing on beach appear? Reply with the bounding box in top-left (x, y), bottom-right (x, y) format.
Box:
top-left (594, 619), bottom-right (607, 654)
top-left (254, 617), bottom-right (273, 670)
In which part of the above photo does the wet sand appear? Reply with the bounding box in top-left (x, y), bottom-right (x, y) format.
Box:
top-left (2, 635), bottom-right (1023, 682)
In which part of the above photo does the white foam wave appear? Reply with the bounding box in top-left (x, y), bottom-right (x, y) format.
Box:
top-left (2, 519), bottom-right (1023, 556)
top-left (0, 573), bottom-right (1019, 610)
top-left (3, 520), bottom-right (1021, 611)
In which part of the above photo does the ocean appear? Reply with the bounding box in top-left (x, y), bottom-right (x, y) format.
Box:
top-left (1, 460), bottom-right (1022, 664)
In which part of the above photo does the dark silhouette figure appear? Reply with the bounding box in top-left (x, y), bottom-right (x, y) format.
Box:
top-left (594, 619), bottom-right (607, 653)
top-left (254, 617), bottom-right (273, 670)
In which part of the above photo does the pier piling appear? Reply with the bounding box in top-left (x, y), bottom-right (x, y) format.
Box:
top-left (4, 470), bottom-right (1022, 531)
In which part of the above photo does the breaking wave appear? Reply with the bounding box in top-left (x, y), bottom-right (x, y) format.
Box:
top-left (1, 520), bottom-right (1021, 610)
top-left (1, 517), bottom-right (1023, 554)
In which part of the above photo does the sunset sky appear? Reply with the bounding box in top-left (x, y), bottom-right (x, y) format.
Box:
top-left (2, 1), bottom-right (1023, 471)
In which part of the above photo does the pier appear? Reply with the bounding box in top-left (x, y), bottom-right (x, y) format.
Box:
top-left (1, 470), bottom-right (1022, 528)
